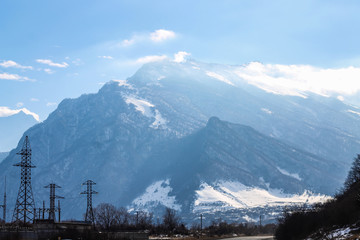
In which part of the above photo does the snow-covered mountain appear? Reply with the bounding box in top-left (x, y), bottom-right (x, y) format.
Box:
top-left (0, 110), bottom-right (38, 152)
top-left (1, 59), bottom-right (359, 223)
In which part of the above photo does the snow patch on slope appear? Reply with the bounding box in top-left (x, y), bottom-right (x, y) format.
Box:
top-left (193, 181), bottom-right (330, 213)
top-left (113, 79), bottom-right (133, 88)
top-left (206, 71), bottom-right (235, 86)
top-left (277, 167), bottom-right (302, 181)
top-left (261, 108), bottom-right (272, 114)
top-left (124, 95), bottom-right (168, 128)
top-left (347, 109), bottom-right (360, 117)
top-left (125, 96), bottom-right (154, 118)
top-left (131, 179), bottom-right (181, 211)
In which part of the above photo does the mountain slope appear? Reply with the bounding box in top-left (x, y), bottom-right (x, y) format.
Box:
top-left (0, 60), bottom-right (359, 222)
top-left (131, 117), bottom-right (342, 216)
top-left (0, 152), bottom-right (8, 163)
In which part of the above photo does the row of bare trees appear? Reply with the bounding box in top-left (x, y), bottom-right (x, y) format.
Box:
top-left (93, 203), bottom-right (184, 234)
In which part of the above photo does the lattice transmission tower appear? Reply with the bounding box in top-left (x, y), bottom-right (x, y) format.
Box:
top-left (12, 136), bottom-right (36, 224)
top-left (81, 180), bottom-right (98, 223)
top-left (44, 183), bottom-right (64, 221)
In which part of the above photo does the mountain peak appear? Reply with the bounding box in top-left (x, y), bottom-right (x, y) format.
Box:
top-left (206, 116), bottom-right (222, 127)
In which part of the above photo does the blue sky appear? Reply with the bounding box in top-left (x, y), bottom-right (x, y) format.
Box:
top-left (1, 0), bottom-right (360, 121)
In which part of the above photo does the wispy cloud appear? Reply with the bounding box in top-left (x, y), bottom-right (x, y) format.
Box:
top-left (0, 72), bottom-right (33, 81)
top-left (46, 102), bottom-right (57, 107)
top-left (16, 102), bottom-right (24, 107)
top-left (0, 106), bottom-right (40, 121)
top-left (234, 62), bottom-right (360, 97)
top-left (44, 68), bottom-right (54, 74)
top-left (36, 59), bottom-right (69, 68)
top-left (150, 29), bottom-right (176, 42)
top-left (120, 39), bottom-right (135, 47)
top-left (0, 60), bottom-right (33, 70)
top-left (98, 56), bottom-right (113, 59)
top-left (173, 51), bottom-right (191, 63)
top-left (30, 98), bottom-right (39, 102)
top-left (136, 55), bottom-right (168, 64)
top-left (120, 29), bottom-right (176, 47)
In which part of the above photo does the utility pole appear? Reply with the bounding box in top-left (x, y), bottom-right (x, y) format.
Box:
top-left (42, 201), bottom-right (45, 220)
top-left (136, 211), bottom-right (139, 226)
top-left (44, 183), bottom-right (64, 221)
top-left (12, 136), bottom-right (36, 224)
top-left (80, 180), bottom-right (98, 223)
top-left (58, 200), bottom-right (61, 222)
top-left (259, 215), bottom-right (262, 227)
top-left (0, 177), bottom-right (6, 223)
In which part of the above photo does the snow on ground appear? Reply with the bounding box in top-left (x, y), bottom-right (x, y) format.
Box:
top-left (194, 181), bottom-right (330, 213)
top-left (125, 96), bottom-right (155, 118)
top-left (124, 95), bottom-right (168, 129)
top-left (131, 179), bottom-right (181, 211)
top-left (276, 167), bottom-right (302, 181)
top-left (306, 226), bottom-right (357, 240)
top-left (206, 71), bottom-right (235, 86)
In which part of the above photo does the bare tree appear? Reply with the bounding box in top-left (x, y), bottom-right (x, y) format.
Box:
top-left (162, 207), bottom-right (180, 232)
top-left (94, 203), bottom-right (118, 230)
top-left (344, 154), bottom-right (360, 190)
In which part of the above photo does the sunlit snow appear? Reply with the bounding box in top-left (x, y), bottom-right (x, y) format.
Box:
top-left (131, 179), bottom-right (181, 211)
top-left (194, 181), bottom-right (330, 213)
top-left (347, 109), bottom-right (360, 117)
top-left (124, 95), bottom-right (168, 128)
top-left (261, 108), bottom-right (272, 114)
top-left (206, 71), bottom-right (235, 86)
top-left (277, 167), bottom-right (302, 181)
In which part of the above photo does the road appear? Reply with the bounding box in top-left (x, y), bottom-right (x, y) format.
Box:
top-left (218, 236), bottom-right (274, 240)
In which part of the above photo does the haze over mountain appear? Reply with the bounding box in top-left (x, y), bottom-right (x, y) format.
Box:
top-left (0, 59), bottom-right (359, 222)
top-left (0, 110), bottom-right (39, 152)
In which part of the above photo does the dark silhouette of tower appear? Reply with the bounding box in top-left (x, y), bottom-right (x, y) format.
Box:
top-left (12, 136), bottom-right (36, 224)
top-left (80, 180), bottom-right (97, 223)
top-left (44, 183), bottom-right (64, 221)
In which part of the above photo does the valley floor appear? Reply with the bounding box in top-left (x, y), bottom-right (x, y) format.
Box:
top-left (218, 236), bottom-right (274, 240)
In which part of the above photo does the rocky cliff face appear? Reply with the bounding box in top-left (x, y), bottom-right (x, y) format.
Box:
top-left (0, 60), bottom-right (358, 222)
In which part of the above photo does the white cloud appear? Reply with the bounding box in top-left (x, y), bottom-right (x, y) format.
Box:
top-left (0, 60), bottom-right (33, 70)
top-left (44, 68), bottom-right (54, 74)
top-left (150, 29), bottom-right (176, 42)
top-left (121, 38), bottom-right (136, 47)
top-left (36, 59), bottom-right (69, 68)
top-left (98, 56), bottom-right (113, 59)
top-left (46, 102), bottom-right (57, 107)
top-left (120, 29), bottom-right (176, 47)
top-left (0, 106), bottom-right (40, 122)
top-left (136, 55), bottom-right (168, 64)
top-left (173, 51), bottom-right (191, 63)
top-left (30, 98), bottom-right (39, 102)
top-left (234, 62), bottom-right (360, 97)
top-left (0, 72), bottom-right (33, 81)
top-left (71, 58), bottom-right (83, 66)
